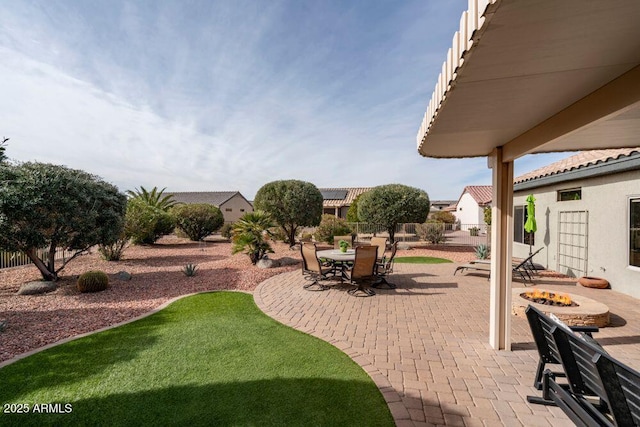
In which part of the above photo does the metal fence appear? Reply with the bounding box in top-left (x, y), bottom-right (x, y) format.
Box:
top-left (343, 222), bottom-right (490, 246)
top-left (0, 247), bottom-right (76, 270)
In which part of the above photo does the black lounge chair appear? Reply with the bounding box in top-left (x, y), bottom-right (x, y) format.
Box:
top-left (342, 245), bottom-right (378, 297)
top-left (373, 241), bottom-right (398, 289)
top-left (543, 317), bottom-right (640, 426)
top-left (525, 305), bottom-right (598, 404)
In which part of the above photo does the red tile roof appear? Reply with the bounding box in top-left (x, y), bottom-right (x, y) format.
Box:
top-left (463, 185), bottom-right (492, 206)
top-left (514, 148), bottom-right (640, 184)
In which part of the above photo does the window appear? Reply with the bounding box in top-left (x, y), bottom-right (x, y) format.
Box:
top-left (630, 198), bottom-right (640, 268)
top-left (240, 209), bottom-right (245, 212)
top-left (514, 206), bottom-right (535, 245)
top-left (558, 188), bottom-right (582, 201)
top-left (225, 208), bottom-right (232, 212)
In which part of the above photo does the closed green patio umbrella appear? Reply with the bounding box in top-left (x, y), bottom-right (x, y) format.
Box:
top-left (524, 194), bottom-right (537, 255)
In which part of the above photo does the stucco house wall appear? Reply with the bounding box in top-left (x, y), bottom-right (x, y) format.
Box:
top-left (514, 170), bottom-right (640, 299)
top-left (219, 195), bottom-right (253, 223)
top-left (454, 192), bottom-right (485, 228)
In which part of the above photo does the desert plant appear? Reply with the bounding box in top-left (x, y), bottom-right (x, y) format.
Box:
top-left (416, 221), bottom-right (445, 244)
top-left (469, 226), bottom-right (480, 236)
top-left (182, 263), bottom-right (198, 277)
top-left (339, 240), bottom-right (349, 252)
top-left (126, 186), bottom-right (177, 211)
top-left (173, 203), bottom-right (224, 241)
top-left (220, 222), bottom-right (234, 240)
top-left (314, 214), bottom-right (353, 245)
top-left (232, 211), bottom-right (275, 264)
top-left (475, 244), bottom-right (489, 259)
top-left (77, 270), bottom-right (110, 293)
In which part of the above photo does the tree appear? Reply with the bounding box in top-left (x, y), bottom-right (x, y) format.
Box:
top-left (253, 180), bottom-right (323, 246)
top-left (173, 203), bottom-right (224, 241)
top-left (126, 186), bottom-right (177, 211)
top-left (0, 137), bottom-right (8, 163)
top-left (231, 211), bottom-right (275, 264)
top-left (0, 162), bottom-right (127, 280)
top-left (358, 184), bottom-right (430, 243)
top-left (346, 192), bottom-right (367, 222)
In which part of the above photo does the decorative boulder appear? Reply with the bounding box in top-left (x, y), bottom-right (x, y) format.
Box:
top-left (116, 271), bottom-right (132, 281)
top-left (397, 242), bottom-right (411, 250)
top-left (17, 281), bottom-right (57, 295)
top-left (256, 257), bottom-right (275, 269)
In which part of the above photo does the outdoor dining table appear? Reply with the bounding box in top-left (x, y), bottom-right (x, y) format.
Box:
top-left (317, 249), bottom-right (355, 279)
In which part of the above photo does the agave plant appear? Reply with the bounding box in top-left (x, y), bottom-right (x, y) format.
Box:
top-left (126, 186), bottom-right (177, 212)
top-left (182, 263), bottom-right (198, 277)
top-left (475, 244), bottom-right (489, 260)
top-left (231, 211), bottom-right (275, 264)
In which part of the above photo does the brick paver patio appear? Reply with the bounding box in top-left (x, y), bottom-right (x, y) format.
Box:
top-left (254, 262), bottom-right (640, 426)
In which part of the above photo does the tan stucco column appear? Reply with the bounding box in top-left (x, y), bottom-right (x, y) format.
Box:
top-left (489, 147), bottom-right (514, 350)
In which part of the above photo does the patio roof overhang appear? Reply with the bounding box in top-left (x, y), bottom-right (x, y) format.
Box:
top-left (415, 0), bottom-right (640, 351)
top-left (416, 0), bottom-right (640, 162)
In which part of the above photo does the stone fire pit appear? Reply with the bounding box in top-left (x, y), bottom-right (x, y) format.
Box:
top-left (512, 288), bottom-right (610, 327)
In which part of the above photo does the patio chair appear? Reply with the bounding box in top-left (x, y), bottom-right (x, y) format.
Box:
top-left (333, 235), bottom-right (353, 249)
top-left (342, 245), bottom-right (378, 297)
top-left (373, 241), bottom-right (398, 289)
top-left (369, 236), bottom-right (387, 262)
top-left (300, 242), bottom-right (332, 291)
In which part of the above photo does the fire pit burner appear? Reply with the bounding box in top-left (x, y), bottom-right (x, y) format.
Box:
top-left (520, 289), bottom-right (577, 307)
top-left (512, 288), bottom-right (610, 327)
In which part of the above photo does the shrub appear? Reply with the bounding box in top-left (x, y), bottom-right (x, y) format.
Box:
top-left (125, 198), bottom-right (176, 245)
top-left (98, 237), bottom-right (129, 261)
top-left (416, 221), bottom-right (445, 244)
top-left (314, 214), bottom-right (352, 245)
top-left (220, 223), bottom-right (234, 240)
top-left (430, 211), bottom-right (456, 224)
top-left (77, 271), bottom-right (109, 293)
top-left (173, 203), bottom-right (224, 241)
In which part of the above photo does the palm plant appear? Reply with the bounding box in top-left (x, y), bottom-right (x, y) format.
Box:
top-left (231, 211), bottom-right (275, 264)
top-left (126, 186), bottom-right (177, 211)
top-left (0, 137), bottom-right (8, 163)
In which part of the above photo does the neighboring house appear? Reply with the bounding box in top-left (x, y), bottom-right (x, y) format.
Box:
top-left (452, 186), bottom-right (492, 229)
top-left (165, 191), bottom-right (253, 223)
top-left (512, 148), bottom-right (640, 299)
top-left (430, 200), bottom-right (456, 212)
top-left (319, 187), bottom-right (372, 219)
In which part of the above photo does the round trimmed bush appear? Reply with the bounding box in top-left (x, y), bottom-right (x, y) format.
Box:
top-left (77, 271), bottom-right (110, 293)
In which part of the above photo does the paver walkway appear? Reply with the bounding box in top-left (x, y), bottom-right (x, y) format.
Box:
top-left (254, 262), bottom-right (640, 426)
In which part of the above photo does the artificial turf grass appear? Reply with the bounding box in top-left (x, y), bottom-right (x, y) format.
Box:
top-left (394, 256), bottom-right (452, 264)
top-left (0, 292), bottom-right (393, 427)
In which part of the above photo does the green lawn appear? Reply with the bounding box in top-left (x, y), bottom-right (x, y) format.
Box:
top-left (0, 292), bottom-right (393, 426)
top-left (394, 256), bottom-right (452, 264)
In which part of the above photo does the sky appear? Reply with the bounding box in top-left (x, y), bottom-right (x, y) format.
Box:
top-left (0, 0), bottom-right (575, 201)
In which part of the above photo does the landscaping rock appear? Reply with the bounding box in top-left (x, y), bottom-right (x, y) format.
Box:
top-left (116, 271), bottom-right (132, 281)
top-left (397, 242), bottom-right (412, 250)
top-left (17, 281), bottom-right (57, 295)
top-left (256, 257), bottom-right (275, 269)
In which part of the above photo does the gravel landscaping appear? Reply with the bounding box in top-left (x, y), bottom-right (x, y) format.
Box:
top-left (0, 236), bottom-right (476, 364)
